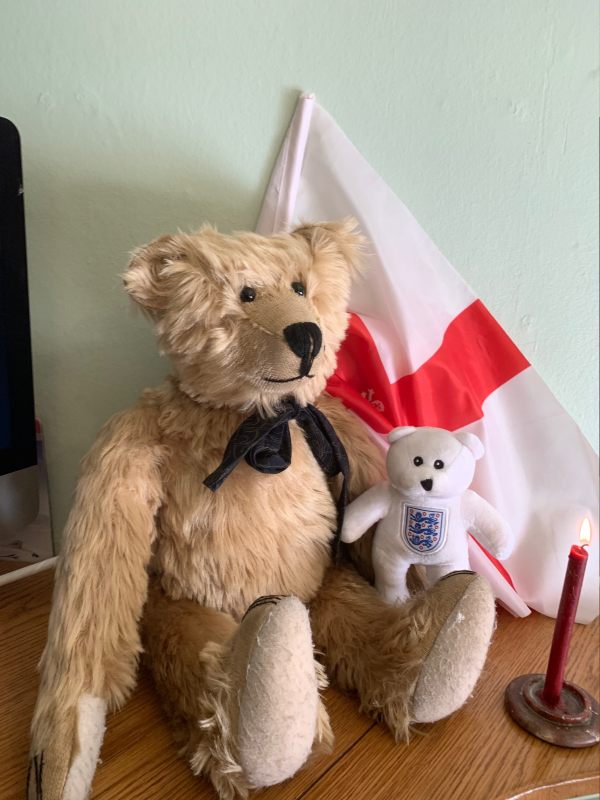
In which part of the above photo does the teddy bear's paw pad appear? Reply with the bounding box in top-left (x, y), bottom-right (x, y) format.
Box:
top-left (411, 573), bottom-right (495, 724)
top-left (231, 596), bottom-right (319, 788)
top-left (27, 695), bottom-right (106, 800)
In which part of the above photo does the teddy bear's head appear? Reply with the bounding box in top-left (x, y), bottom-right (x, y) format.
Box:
top-left (124, 219), bottom-right (363, 413)
top-left (385, 426), bottom-right (484, 500)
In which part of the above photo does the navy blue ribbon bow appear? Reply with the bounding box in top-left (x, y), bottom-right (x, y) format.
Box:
top-left (203, 399), bottom-right (349, 557)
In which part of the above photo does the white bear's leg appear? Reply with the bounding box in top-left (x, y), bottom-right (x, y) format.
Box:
top-left (424, 559), bottom-right (471, 588)
top-left (372, 548), bottom-right (411, 604)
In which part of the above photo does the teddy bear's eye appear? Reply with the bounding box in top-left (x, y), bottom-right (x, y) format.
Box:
top-left (291, 281), bottom-right (306, 296)
top-left (240, 286), bottom-right (256, 303)
top-left (413, 456), bottom-right (423, 466)
top-left (434, 459), bottom-right (444, 470)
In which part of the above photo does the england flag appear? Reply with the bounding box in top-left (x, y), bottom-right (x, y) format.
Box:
top-left (257, 93), bottom-right (598, 624)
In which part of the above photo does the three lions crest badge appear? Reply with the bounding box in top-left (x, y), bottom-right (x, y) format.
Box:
top-left (401, 504), bottom-right (448, 555)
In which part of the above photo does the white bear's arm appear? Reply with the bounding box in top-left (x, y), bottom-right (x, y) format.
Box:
top-left (341, 482), bottom-right (393, 544)
top-left (461, 489), bottom-right (514, 559)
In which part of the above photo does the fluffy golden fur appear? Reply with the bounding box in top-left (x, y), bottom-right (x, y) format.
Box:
top-left (29, 220), bottom-right (494, 800)
top-left (125, 220), bottom-right (362, 414)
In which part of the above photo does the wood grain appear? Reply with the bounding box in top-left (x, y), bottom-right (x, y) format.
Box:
top-left (0, 570), bottom-right (598, 800)
top-left (300, 608), bottom-right (600, 800)
top-left (0, 559), bottom-right (35, 575)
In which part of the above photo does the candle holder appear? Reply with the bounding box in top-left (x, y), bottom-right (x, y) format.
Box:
top-left (505, 673), bottom-right (599, 748)
top-left (505, 518), bottom-right (598, 748)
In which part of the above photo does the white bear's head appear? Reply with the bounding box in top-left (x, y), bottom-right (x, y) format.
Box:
top-left (386, 426), bottom-right (484, 500)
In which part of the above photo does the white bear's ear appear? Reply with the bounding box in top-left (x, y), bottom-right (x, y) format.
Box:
top-left (388, 426), bottom-right (416, 444)
top-left (455, 432), bottom-right (484, 460)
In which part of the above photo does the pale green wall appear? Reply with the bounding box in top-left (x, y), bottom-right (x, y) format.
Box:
top-left (1, 1), bottom-right (597, 541)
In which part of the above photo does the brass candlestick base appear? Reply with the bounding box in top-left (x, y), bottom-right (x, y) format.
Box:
top-left (505, 674), bottom-right (599, 748)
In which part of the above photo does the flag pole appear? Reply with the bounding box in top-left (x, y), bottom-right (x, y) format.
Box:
top-left (278, 93), bottom-right (314, 231)
top-left (256, 92), bottom-right (314, 234)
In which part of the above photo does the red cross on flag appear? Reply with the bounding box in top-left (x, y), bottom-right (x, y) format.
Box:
top-left (257, 93), bottom-right (599, 624)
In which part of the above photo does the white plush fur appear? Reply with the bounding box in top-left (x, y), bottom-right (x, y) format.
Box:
top-left (341, 426), bottom-right (514, 603)
top-left (341, 482), bottom-right (392, 544)
top-left (62, 695), bottom-right (107, 800)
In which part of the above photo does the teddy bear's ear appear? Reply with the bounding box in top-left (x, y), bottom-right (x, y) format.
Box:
top-left (123, 233), bottom-right (190, 315)
top-left (455, 431), bottom-right (485, 460)
top-left (292, 217), bottom-right (365, 275)
top-left (388, 426), bottom-right (416, 444)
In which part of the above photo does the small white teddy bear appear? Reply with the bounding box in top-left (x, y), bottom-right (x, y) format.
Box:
top-left (342, 426), bottom-right (514, 604)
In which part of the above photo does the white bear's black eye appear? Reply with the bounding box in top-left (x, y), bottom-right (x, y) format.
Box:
top-left (413, 456), bottom-right (423, 466)
top-left (240, 286), bottom-right (256, 303)
top-left (291, 281), bottom-right (306, 296)
top-left (434, 459), bottom-right (444, 469)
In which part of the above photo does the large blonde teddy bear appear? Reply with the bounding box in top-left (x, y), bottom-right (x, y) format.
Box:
top-left (342, 425), bottom-right (514, 604)
top-left (28, 221), bottom-right (496, 800)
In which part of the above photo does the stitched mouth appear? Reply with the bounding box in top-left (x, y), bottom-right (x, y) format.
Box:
top-left (264, 374), bottom-right (314, 384)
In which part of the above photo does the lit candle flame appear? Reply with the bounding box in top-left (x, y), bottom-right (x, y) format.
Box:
top-left (579, 517), bottom-right (592, 547)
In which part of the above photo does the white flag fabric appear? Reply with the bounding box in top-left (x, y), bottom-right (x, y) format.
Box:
top-left (257, 94), bottom-right (599, 623)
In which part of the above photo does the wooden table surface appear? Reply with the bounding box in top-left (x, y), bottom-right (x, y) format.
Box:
top-left (1, 568), bottom-right (598, 800)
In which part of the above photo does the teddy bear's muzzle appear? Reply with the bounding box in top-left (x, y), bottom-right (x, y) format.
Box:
top-left (283, 322), bottom-right (322, 376)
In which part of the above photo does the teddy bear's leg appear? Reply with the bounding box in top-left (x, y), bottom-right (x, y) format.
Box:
top-left (372, 547), bottom-right (411, 604)
top-left (143, 583), bottom-right (331, 800)
top-left (310, 565), bottom-right (495, 740)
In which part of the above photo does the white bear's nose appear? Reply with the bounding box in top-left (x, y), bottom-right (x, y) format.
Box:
top-left (420, 478), bottom-right (433, 492)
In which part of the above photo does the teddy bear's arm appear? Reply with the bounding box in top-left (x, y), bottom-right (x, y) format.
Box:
top-left (315, 393), bottom-right (386, 498)
top-left (28, 400), bottom-right (164, 800)
top-left (461, 489), bottom-right (514, 560)
top-left (315, 394), bottom-right (387, 576)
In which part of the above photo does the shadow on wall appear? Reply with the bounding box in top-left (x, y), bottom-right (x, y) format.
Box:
top-left (26, 144), bottom-right (266, 541)
top-left (23, 85), bottom-right (303, 541)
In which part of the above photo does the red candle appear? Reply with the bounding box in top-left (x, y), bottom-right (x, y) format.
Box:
top-left (541, 518), bottom-right (591, 707)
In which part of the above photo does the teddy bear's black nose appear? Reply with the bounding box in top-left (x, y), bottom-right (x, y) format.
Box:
top-left (420, 478), bottom-right (433, 492)
top-left (283, 322), bottom-right (322, 375)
